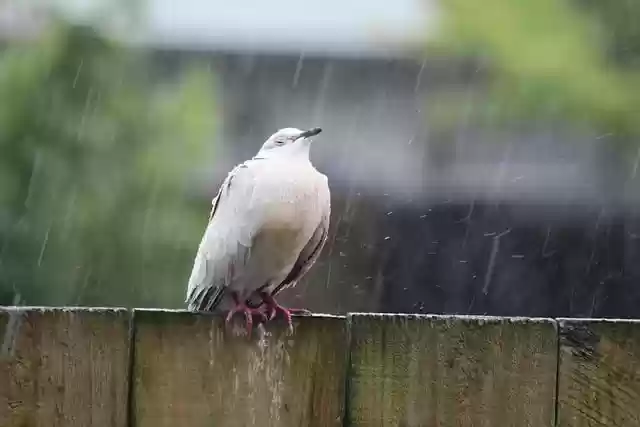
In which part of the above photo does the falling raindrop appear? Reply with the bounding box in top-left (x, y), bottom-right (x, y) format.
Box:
top-left (482, 228), bottom-right (511, 295)
top-left (77, 86), bottom-right (95, 141)
top-left (72, 59), bottom-right (84, 89)
top-left (292, 52), bottom-right (305, 88)
top-left (595, 133), bottom-right (613, 140)
top-left (37, 226), bottom-right (51, 267)
top-left (414, 58), bottom-right (427, 93)
top-left (541, 227), bottom-right (555, 258)
top-left (23, 150), bottom-right (42, 209)
top-left (631, 146), bottom-right (640, 179)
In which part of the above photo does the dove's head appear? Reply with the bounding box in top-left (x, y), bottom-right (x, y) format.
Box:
top-left (256, 127), bottom-right (322, 159)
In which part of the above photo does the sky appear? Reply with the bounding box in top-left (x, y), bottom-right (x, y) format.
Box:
top-left (145, 0), bottom-right (433, 55)
top-left (48, 0), bottom-right (435, 57)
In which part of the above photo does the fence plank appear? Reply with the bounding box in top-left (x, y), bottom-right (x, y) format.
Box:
top-left (0, 307), bottom-right (131, 427)
top-left (132, 310), bottom-right (347, 427)
top-left (346, 313), bottom-right (558, 427)
top-left (557, 318), bottom-right (640, 427)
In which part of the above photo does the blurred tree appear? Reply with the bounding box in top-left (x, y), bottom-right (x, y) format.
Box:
top-left (0, 22), bottom-right (217, 307)
top-left (428, 0), bottom-right (640, 153)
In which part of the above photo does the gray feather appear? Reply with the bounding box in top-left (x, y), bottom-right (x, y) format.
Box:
top-left (271, 203), bottom-right (330, 296)
top-left (185, 162), bottom-right (254, 311)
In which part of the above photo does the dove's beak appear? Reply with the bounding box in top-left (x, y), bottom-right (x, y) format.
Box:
top-left (296, 127), bottom-right (322, 140)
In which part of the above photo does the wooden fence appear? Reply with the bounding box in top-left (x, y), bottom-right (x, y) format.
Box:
top-left (1, 307), bottom-right (639, 427)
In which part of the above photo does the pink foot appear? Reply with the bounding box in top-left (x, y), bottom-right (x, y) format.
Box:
top-left (225, 292), bottom-right (267, 336)
top-left (260, 292), bottom-right (311, 331)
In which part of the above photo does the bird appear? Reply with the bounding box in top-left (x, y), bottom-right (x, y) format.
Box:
top-left (185, 127), bottom-right (330, 335)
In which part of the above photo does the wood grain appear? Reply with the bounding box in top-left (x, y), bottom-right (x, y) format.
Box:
top-left (0, 307), bottom-right (131, 427)
top-left (557, 318), bottom-right (640, 427)
top-left (346, 313), bottom-right (558, 427)
top-left (132, 310), bottom-right (347, 427)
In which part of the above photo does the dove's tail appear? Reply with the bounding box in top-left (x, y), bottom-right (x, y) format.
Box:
top-left (186, 282), bottom-right (226, 312)
top-left (185, 233), bottom-right (253, 312)
top-left (185, 250), bottom-right (228, 311)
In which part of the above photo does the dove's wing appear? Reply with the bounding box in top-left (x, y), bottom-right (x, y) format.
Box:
top-left (271, 181), bottom-right (331, 296)
top-left (185, 161), bottom-right (258, 311)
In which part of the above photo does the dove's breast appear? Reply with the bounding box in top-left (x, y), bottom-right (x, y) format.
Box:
top-left (231, 161), bottom-right (328, 287)
top-left (251, 163), bottom-right (328, 230)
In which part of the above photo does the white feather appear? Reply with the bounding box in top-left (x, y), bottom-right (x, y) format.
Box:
top-left (185, 127), bottom-right (330, 312)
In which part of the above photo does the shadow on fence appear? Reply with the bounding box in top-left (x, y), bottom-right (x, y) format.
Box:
top-left (1, 308), bottom-right (639, 426)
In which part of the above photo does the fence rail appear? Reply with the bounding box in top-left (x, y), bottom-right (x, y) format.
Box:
top-left (1, 307), bottom-right (639, 426)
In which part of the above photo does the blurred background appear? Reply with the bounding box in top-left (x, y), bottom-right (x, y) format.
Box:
top-left (2, 0), bottom-right (640, 318)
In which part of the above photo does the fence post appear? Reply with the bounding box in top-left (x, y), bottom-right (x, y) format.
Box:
top-left (345, 313), bottom-right (558, 426)
top-left (130, 310), bottom-right (348, 427)
top-left (0, 307), bottom-right (131, 427)
top-left (557, 318), bottom-right (640, 427)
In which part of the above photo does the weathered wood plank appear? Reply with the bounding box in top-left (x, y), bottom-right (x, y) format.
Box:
top-left (346, 313), bottom-right (558, 427)
top-left (132, 310), bottom-right (347, 427)
top-left (0, 307), bottom-right (131, 427)
top-left (557, 318), bottom-right (640, 427)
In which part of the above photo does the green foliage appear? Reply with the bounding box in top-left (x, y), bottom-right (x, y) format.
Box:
top-left (0, 23), bottom-right (217, 307)
top-left (429, 0), bottom-right (640, 147)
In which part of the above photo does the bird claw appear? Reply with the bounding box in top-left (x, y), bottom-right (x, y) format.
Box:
top-left (266, 306), bottom-right (306, 322)
top-left (260, 293), bottom-right (311, 332)
top-left (225, 303), bottom-right (267, 337)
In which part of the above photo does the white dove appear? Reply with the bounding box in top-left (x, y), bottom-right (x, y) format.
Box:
top-left (185, 127), bottom-right (330, 335)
